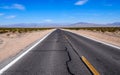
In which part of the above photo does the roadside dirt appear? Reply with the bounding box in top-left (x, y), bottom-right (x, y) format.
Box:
top-left (0, 30), bottom-right (53, 62)
top-left (65, 29), bottom-right (120, 47)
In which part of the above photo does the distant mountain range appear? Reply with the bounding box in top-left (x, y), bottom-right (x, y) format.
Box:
top-left (69, 22), bottom-right (120, 27)
top-left (107, 22), bottom-right (120, 26)
top-left (0, 22), bottom-right (120, 28)
top-left (0, 23), bottom-right (68, 28)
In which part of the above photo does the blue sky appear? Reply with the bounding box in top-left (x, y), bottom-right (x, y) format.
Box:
top-left (0, 0), bottom-right (120, 24)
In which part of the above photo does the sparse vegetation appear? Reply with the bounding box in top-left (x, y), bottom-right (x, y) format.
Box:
top-left (65, 27), bottom-right (120, 32)
top-left (0, 28), bottom-right (52, 34)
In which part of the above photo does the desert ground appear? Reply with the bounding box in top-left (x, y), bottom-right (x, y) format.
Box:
top-left (0, 29), bottom-right (54, 62)
top-left (0, 28), bottom-right (120, 63)
top-left (65, 29), bottom-right (120, 47)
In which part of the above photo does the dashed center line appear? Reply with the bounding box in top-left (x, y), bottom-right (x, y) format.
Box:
top-left (64, 35), bottom-right (100, 75)
top-left (81, 56), bottom-right (100, 75)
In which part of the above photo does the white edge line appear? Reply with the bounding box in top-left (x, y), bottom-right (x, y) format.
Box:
top-left (64, 30), bottom-right (120, 50)
top-left (77, 34), bottom-right (120, 49)
top-left (0, 30), bottom-right (55, 74)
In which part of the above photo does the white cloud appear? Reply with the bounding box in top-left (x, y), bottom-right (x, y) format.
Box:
top-left (5, 15), bottom-right (16, 19)
top-left (43, 19), bottom-right (53, 22)
top-left (0, 3), bottom-right (25, 10)
top-left (75, 0), bottom-right (88, 5)
top-left (12, 4), bottom-right (25, 10)
top-left (0, 13), bottom-right (4, 16)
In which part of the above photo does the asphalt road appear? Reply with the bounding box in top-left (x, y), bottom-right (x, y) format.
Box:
top-left (1, 29), bottom-right (120, 75)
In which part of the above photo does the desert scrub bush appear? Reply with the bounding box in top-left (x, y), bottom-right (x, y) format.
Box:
top-left (65, 27), bottom-right (120, 32)
top-left (0, 28), bottom-right (52, 34)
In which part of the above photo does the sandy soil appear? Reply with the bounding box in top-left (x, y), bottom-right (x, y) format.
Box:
top-left (65, 29), bottom-right (120, 47)
top-left (0, 29), bottom-right (54, 62)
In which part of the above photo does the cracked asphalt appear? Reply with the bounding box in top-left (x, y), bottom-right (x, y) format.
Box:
top-left (1, 29), bottom-right (120, 75)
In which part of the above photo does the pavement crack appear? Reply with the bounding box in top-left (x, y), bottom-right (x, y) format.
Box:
top-left (65, 47), bottom-right (75, 75)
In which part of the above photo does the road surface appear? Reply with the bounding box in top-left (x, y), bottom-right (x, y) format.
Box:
top-left (1, 29), bottom-right (120, 75)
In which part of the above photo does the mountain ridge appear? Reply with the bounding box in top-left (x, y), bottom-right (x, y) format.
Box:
top-left (0, 22), bottom-right (120, 28)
